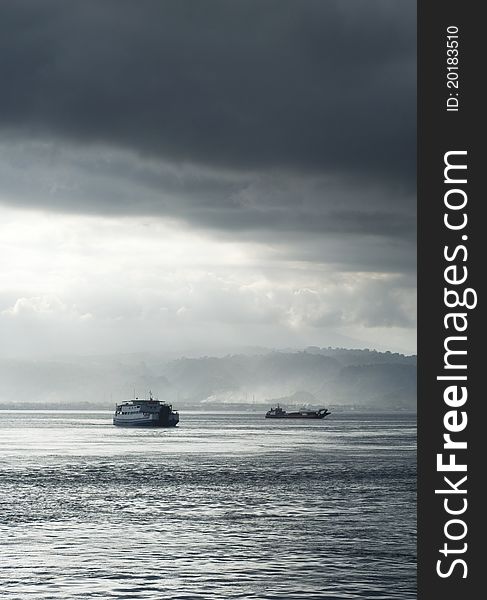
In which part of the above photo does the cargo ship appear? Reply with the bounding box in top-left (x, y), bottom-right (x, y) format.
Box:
top-left (265, 404), bottom-right (331, 419)
top-left (113, 391), bottom-right (179, 427)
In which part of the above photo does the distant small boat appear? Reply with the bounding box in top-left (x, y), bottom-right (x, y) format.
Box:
top-left (265, 404), bottom-right (331, 419)
top-left (113, 391), bottom-right (179, 427)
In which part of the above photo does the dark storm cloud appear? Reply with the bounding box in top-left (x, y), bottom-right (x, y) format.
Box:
top-left (0, 0), bottom-right (415, 182)
top-left (0, 138), bottom-right (415, 275)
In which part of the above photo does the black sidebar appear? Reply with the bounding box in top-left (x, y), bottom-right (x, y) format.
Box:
top-left (418, 1), bottom-right (483, 598)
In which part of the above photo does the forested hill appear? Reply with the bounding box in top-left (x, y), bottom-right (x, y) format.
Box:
top-left (0, 347), bottom-right (416, 411)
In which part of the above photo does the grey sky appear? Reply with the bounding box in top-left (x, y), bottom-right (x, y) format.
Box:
top-left (0, 0), bottom-right (416, 357)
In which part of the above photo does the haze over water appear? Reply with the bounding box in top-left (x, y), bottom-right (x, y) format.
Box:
top-left (0, 411), bottom-right (416, 599)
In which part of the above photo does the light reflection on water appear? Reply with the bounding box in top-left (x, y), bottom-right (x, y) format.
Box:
top-left (0, 411), bottom-right (416, 599)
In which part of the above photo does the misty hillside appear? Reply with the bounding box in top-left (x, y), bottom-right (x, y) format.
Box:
top-left (0, 347), bottom-right (416, 411)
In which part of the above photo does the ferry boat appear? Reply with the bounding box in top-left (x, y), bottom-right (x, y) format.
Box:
top-left (113, 391), bottom-right (179, 427)
top-left (265, 404), bottom-right (331, 419)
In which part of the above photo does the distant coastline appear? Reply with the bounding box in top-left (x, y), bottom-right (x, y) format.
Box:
top-left (0, 402), bottom-right (416, 414)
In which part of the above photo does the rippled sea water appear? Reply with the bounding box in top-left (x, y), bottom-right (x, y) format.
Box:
top-left (0, 411), bottom-right (416, 599)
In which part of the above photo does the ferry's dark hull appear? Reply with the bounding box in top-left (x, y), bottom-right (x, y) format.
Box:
top-left (113, 419), bottom-right (178, 427)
